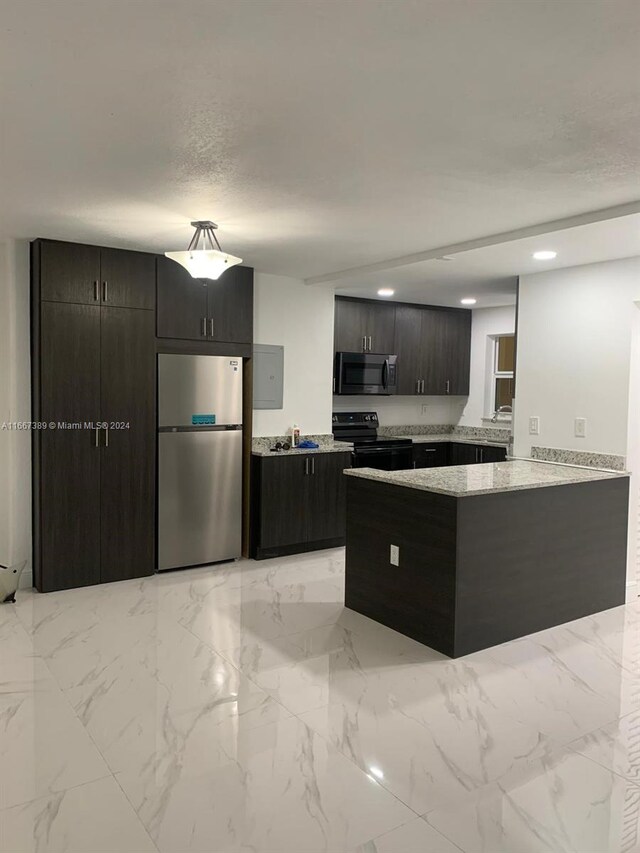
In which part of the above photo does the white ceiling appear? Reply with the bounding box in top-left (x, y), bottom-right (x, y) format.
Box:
top-left (1, 0), bottom-right (639, 290)
top-left (332, 212), bottom-right (640, 308)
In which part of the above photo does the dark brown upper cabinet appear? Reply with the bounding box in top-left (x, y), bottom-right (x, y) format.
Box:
top-left (99, 247), bottom-right (156, 310)
top-left (427, 309), bottom-right (471, 395)
top-left (207, 264), bottom-right (254, 344)
top-left (157, 257), bottom-right (254, 344)
top-left (38, 240), bottom-right (101, 304)
top-left (334, 297), bottom-right (396, 353)
top-left (36, 240), bottom-right (156, 309)
top-left (333, 296), bottom-right (471, 396)
top-left (156, 256), bottom-right (208, 340)
top-left (394, 305), bottom-right (425, 395)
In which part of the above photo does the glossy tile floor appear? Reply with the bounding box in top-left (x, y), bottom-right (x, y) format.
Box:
top-left (3, 549), bottom-right (640, 852)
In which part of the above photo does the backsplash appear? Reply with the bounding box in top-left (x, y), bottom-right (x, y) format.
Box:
top-left (378, 424), bottom-right (511, 443)
top-left (531, 446), bottom-right (626, 472)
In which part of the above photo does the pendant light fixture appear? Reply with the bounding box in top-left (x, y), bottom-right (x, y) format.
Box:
top-left (165, 221), bottom-right (242, 279)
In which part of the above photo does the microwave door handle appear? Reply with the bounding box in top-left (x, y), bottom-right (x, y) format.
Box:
top-left (382, 359), bottom-right (389, 389)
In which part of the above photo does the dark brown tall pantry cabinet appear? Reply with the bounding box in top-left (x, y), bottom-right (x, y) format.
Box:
top-left (31, 239), bottom-right (156, 592)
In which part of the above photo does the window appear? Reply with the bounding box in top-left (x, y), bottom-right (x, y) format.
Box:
top-left (491, 335), bottom-right (514, 417)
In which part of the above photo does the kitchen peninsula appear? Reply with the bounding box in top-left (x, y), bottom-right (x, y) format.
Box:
top-left (344, 460), bottom-right (629, 657)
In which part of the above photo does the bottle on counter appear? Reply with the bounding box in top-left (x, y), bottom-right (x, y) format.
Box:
top-left (291, 424), bottom-right (301, 447)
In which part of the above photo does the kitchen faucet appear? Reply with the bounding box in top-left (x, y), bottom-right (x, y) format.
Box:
top-left (491, 405), bottom-right (512, 423)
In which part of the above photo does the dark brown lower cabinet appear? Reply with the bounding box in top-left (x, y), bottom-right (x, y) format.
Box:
top-left (33, 302), bottom-right (156, 592)
top-left (412, 443), bottom-right (449, 468)
top-left (449, 443), bottom-right (507, 465)
top-left (251, 451), bottom-right (352, 559)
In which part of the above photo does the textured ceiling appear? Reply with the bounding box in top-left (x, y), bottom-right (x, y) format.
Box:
top-left (1, 0), bottom-right (639, 284)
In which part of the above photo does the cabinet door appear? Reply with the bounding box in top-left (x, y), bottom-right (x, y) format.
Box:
top-left (394, 306), bottom-right (422, 394)
top-left (258, 455), bottom-right (310, 548)
top-left (423, 309), bottom-right (471, 395)
top-left (413, 443), bottom-right (449, 468)
top-left (207, 265), bottom-right (253, 343)
top-left (156, 256), bottom-right (208, 340)
top-left (449, 443), bottom-right (480, 465)
top-left (306, 452), bottom-right (351, 542)
top-left (39, 240), bottom-right (101, 305)
top-left (430, 310), bottom-right (471, 395)
top-left (334, 298), bottom-right (369, 352)
top-left (366, 302), bottom-right (396, 353)
top-left (480, 445), bottom-right (507, 463)
top-left (100, 248), bottom-right (156, 310)
top-left (38, 302), bottom-right (101, 591)
top-left (100, 307), bottom-right (156, 582)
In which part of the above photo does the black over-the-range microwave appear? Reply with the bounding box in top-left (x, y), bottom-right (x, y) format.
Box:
top-left (334, 351), bottom-right (397, 395)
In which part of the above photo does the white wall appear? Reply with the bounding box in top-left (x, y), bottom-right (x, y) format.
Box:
top-left (0, 239), bottom-right (31, 584)
top-left (514, 256), bottom-right (640, 458)
top-left (458, 305), bottom-right (516, 427)
top-left (253, 274), bottom-right (334, 437)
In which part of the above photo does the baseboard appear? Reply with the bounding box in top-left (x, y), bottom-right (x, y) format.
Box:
top-left (19, 569), bottom-right (33, 590)
top-left (626, 581), bottom-right (638, 602)
top-left (253, 537), bottom-right (345, 561)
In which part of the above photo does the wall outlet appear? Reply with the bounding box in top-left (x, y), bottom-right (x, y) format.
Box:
top-left (421, 404), bottom-right (429, 415)
top-left (390, 544), bottom-right (399, 566)
top-left (528, 416), bottom-right (540, 436)
top-left (575, 417), bottom-right (587, 438)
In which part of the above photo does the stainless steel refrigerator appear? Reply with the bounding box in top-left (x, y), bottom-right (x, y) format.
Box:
top-left (158, 354), bottom-right (243, 571)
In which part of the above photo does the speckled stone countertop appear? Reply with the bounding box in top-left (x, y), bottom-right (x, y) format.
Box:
top-left (344, 459), bottom-right (628, 498)
top-left (391, 433), bottom-right (509, 448)
top-left (252, 438), bottom-right (353, 457)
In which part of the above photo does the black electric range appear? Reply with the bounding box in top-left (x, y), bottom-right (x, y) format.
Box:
top-left (332, 411), bottom-right (413, 471)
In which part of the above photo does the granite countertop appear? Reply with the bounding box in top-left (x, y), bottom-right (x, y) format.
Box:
top-left (391, 433), bottom-right (509, 448)
top-left (252, 441), bottom-right (353, 457)
top-left (344, 459), bottom-right (628, 498)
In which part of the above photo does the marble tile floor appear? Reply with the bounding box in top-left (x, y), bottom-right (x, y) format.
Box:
top-left (3, 549), bottom-right (640, 852)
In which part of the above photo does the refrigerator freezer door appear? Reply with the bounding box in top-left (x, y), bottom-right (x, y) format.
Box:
top-left (158, 354), bottom-right (243, 428)
top-left (158, 430), bottom-right (242, 570)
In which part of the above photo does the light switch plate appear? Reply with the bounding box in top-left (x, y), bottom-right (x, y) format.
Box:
top-left (528, 416), bottom-right (540, 436)
top-left (390, 544), bottom-right (399, 566)
top-left (575, 417), bottom-right (587, 438)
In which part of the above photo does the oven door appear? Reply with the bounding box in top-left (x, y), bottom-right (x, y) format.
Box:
top-left (335, 352), bottom-right (397, 395)
top-left (352, 445), bottom-right (413, 471)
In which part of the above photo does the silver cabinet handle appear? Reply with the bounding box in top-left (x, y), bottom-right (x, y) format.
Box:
top-left (424, 448), bottom-right (437, 453)
top-left (368, 336), bottom-right (372, 351)
top-left (201, 318), bottom-right (207, 337)
top-left (209, 317), bottom-right (214, 337)
top-left (94, 281), bottom-right (99, 301)
top-left (446, 379), bottom-right (450, 394)
top-left (95, 427), bottom-right (100, 447)
top-left (102, 281), bottom-right (108, 302)
top-left (304, 458), bottom-right (309, 475)
top-left (416, 379), bottom-right (420, 394)
top-left (362, 336), bottom-right (366, 352)
top-left (311, 457), bottom-right (315, 475)
top-left (104, 426), bottom-right (109, 448)
top-left (480, 448), bottom-right (484, 463)
top-left (422, 380), bottom-right (425, 394)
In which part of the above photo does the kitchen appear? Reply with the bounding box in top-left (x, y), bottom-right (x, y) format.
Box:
top-left (2, 2), bottom-right (640, 851)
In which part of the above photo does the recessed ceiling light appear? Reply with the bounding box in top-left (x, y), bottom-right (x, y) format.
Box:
top-left (533, 250), bottom-right (557, 260)
top-left (377, 288), bottom-right (395, 297)
top-left (460, 298), bottom-right (477, 305)
top-left (368, 766), bottom-right (384, 780)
